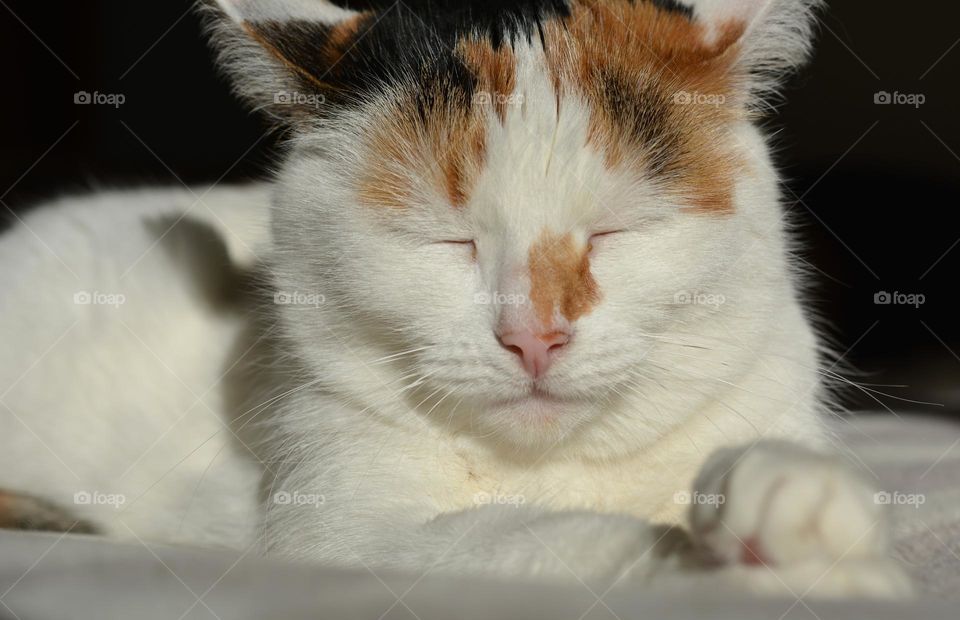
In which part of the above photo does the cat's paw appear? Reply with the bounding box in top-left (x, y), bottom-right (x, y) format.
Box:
top-left (686, 441), bottom-right (913, 598)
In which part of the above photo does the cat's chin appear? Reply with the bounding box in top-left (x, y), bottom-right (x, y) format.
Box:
top-left (489, 385), bottom-right (570, 408)
top-left (479, 388), bottom-right (597, 445)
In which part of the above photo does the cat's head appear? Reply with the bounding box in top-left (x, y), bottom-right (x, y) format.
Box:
top-left (207, 0), bottom-right (820, 451)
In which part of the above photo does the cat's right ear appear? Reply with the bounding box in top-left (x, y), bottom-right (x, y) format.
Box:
top-left (203, 0), bottom-right (370, 121)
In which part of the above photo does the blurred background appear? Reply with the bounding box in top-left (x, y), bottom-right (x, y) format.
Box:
top-left (1, 0), bottom-right (957, 414)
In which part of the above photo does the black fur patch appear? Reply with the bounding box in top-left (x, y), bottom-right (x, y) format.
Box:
top-left (340, 0), bottom-right (572, 48)
top-left (596, 68), bottom-right (683, 174)
top-left (246, 0), bottom-right (693, 111)
top-left (645, 0), bottom-right (694, 19)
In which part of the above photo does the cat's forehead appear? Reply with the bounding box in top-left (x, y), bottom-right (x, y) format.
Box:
top-left (241, 1), bottom-right (746, 216)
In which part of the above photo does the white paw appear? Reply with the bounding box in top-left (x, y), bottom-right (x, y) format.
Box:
top-left (687, 441), bottom-right (913, 598)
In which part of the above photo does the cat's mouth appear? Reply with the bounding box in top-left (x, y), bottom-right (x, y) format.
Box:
top-left (489, 385), bottom-right (577, 408)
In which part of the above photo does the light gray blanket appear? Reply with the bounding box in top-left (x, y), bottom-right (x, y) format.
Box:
top-left (837, 415), bottom-right (960, 596)
top-left (1, 415), bottom-right (957, 620)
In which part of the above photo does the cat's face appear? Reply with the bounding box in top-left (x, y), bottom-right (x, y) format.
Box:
top-left (211, 0), bottom-right (818, 448)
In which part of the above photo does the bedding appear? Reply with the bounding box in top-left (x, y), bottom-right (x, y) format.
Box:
top-left (1, 414), bottom-right (957, 620)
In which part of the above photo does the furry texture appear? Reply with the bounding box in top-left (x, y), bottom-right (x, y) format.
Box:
top-left (0, 0), bottom-right (912, 598)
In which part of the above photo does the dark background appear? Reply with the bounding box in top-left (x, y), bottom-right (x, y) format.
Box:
top-left (1, 1), bottom-right (957, 414)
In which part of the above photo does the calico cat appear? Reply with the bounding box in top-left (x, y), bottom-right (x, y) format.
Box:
top-left (0, 0), bottom-right (912, 597)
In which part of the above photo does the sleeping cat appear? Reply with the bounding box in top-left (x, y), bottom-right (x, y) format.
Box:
top-left (0, 0), bottom-right (912, 598)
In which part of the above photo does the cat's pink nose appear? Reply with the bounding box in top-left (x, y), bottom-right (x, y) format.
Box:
top-left (498, 330), bottom-right (570, 379)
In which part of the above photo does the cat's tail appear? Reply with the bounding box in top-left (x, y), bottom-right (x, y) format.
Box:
top-left (0, 490), bottom-right (98, 535)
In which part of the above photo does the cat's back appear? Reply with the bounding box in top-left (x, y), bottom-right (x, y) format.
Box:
top-left (0, 184), bottom-right (271, 276)
top-left (0, 185), bottom-right (272, 546)
top-left (0, 184), bottom-right (273, 387)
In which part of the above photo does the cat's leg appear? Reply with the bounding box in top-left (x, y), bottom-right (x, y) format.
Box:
top-left (264, 428), bottom-right (911, 598)
top-left (674, 441), bottom-right (913, 598)
top-left (396, 506), bottom-right (693, 587)
top-left (267, 497), bottom-right (684, 590)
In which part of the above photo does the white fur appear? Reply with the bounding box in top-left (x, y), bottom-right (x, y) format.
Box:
top-left (0, 186), bottom-right (269, 546)
top-left (0, 0), bottom-right (911, 599)
top-left (216, 0), bottom-right (357, 23)
top-left (682, 0), bottom-right (823, 105)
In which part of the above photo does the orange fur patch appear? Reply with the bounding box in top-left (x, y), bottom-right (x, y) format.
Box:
top-left (358, 94), bottom-right (487, 209)
top-left (457, 38), bottom-right (518, 123)
top-left (359, 37), bottom-right (519, 209)
top-left (322, 12), bottom-right (374, 67)
top-left (545, 0), bottom-right (747, 213)
top-left (528, 231), bottom-right (601, 326)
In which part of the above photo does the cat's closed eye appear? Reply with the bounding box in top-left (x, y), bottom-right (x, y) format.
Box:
top-left (589, 230), bottom-right (626, 240)
top-left (438, 239), bottom-right (478, 259)
top-left (588, 230), bottom-right (626, 252)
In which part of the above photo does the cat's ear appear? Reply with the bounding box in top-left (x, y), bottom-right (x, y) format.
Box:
top-left (680, 0), bottom-right (823, 105)
top-left (203, 0), bottom-right (369, 121)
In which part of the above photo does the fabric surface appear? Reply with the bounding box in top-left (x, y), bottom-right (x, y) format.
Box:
top-left (1, 414), bottom-right (958, 620)
top-left (831, 414), bottom-right (960, 597)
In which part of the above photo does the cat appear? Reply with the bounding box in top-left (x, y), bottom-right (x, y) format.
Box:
top-left (0, 0), bottom-right (913, 598)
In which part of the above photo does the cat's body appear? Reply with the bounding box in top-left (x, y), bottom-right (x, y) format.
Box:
top-left (0, 186), bottom-right (269, 546)
top-left (0, 0), bottom-right (913, 598)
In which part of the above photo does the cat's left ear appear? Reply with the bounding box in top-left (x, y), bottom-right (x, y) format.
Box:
top-left (203, 0), bottom-right (369, 121)
top-left (681, 0), bottom-right (823, 104)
